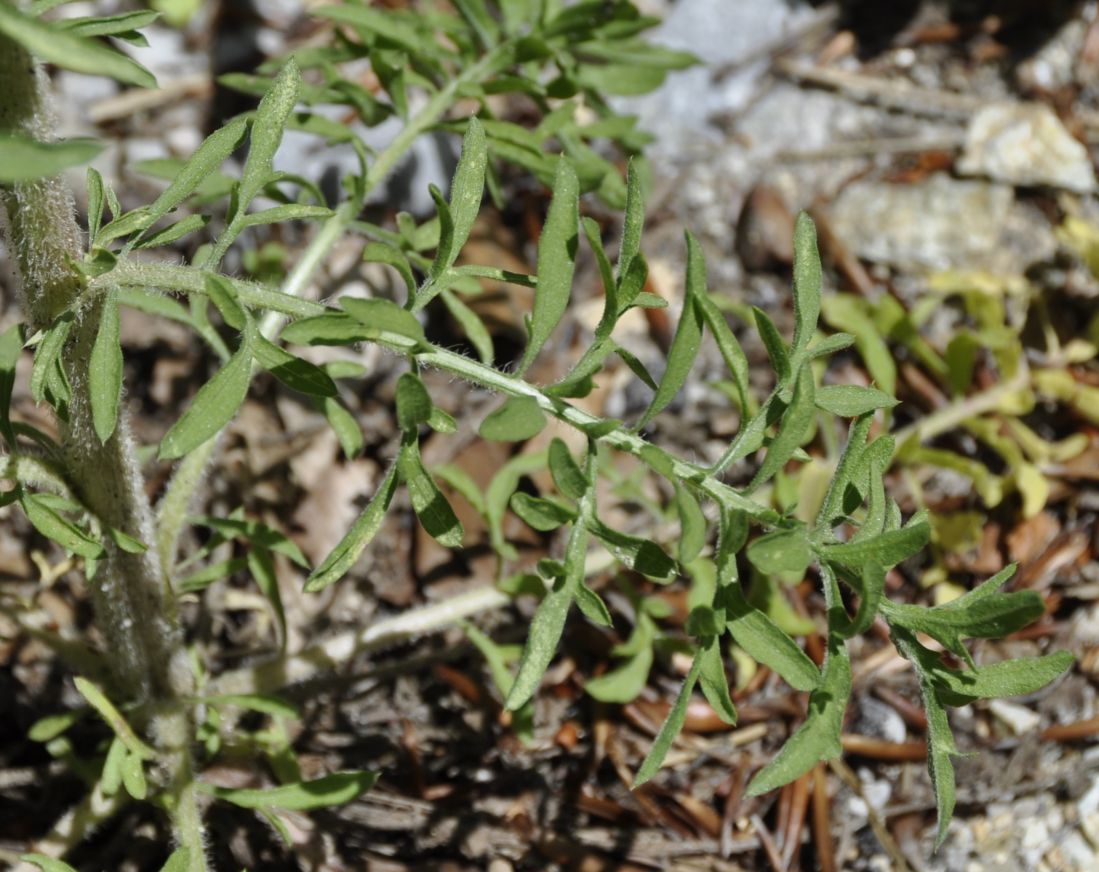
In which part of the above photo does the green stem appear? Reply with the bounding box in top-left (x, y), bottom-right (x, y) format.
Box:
top-left (891, 371), bottom-right (1030, 450)
top-left (103, 256), bottom-right (785, 524)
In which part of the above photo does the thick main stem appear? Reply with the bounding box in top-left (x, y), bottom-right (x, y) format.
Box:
top-left (1, 25), bottom-right (203, 868)
top-left (0, 26), bottom-right (186, 703)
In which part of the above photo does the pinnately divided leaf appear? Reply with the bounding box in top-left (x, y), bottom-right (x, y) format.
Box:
top-left (130, 116), bottom-right (249, 246)
top-left (520, 158), bottom-right (579, 373)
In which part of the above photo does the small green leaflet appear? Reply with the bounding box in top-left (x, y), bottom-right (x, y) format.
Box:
top-left (21, 492), bottom-right (104, 559)
top-left (674, 484), bottom-right (706, 565)
top-left (753, 307), bottom-right (790, 384)
top-left (205, 273), bottom-right (247, 330)
top-left (235, 59), bottom-right (301, 217)
top-left (200, 770), bottom-right (378, 810)
top-left (746, 527), bottom-right (813, 577)
top-left (575, 581), bottom-right (613, 627)
top-left (586, 641), bottom-right (653, 703)
top-left (159, 848), bottom-right (192, 872)
top-left (0, 323), bottom-right (23, 448)
top-left (341, 297), bottom-right (426, 346)
top-left (89, 292), bottom-right (123, 443)
top-left (194, 514), bottom-right (308, 567)
top-left (239, 204), bottom-right (333, 228)
top-left (505, 514), bottom-right (588, 710)
top-left (30, 313), bottom-right (73, 404)
top-left (363, 242), bottom-right (416, 298)
top-left (306, 464), bottom-right (399, 592)
top-left (695, 292), bottom-right (750, 414)
top-left (788, 211), bottom-right (822, 372)
top-left (746, 363), bottom-right (815, 493)
top-left (816, 384), bottom-right (898, 418)
top-left (0, 134), bottom-right (103, 182)
top-left (253, 335), bottom-right (337, 397)
top-left (28, 709), bottom-right (85, 743)
top-left (479, 396), bottom-right (546, 441)
top-left (57, 10), bottom-right (160, 38)
top-left (618, 159), bottom-right (644, 282)
top-left (73, 676), bottom-right (155, 758)
top-left (159, 327), bottom-right (254, 460)
top-left (0, 3), bottom-right (156, 88)
top-left (720, 584), bottom-right (819, 692)
top-left (121, 750), bottom-right (147, 799)
top-left (313, 3), bottom-right (423, 54)
top-left (816, 414), bottom-right (873, 531)
top-left (510, 492), bottom-right (575, 530)
top-left (697, 635), bottom-right (737, 725)
top-left (520, 158), bottom-right (579, 373)
top-left (282, 312), bottom-right (370, 346)
top-left (890, 625), bottom-right (962, 847)
top-left (548, 437), bottom-right (587, 500)
top-left (820, 294), bottom-right (897, 395)
top-left (441, 289), bottom-right (494, 364)
top-left (248, 546), bottom-right (286, 649)
top-left (638, 232), bottom-right (705, 428)
top-left (395, 372), bottom-right (433, 430)
top-left (202, 693), bottom-right (299, 719)
top-left (398, 437), bottom-right (462, 548)
top-left (20, 855), bottom-right (78, 872)
top-left (102, 735), bottom-right (125, 794)
top-left (818, 520), bottom-right (929, 570)
top-left (633, 654), bottom-right (701, 786)
top-left (587, 514), bottom-right (677, 582)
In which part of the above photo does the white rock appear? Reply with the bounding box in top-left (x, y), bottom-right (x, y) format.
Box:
top-left (958, 102), bottom-right (1097, 194)
top-left (829, 174), bottom-right (1054, 273)
top-left (988, 698), bottom-right (1042, 735)
top-left (1061, 829), bottom-right (1098, 870)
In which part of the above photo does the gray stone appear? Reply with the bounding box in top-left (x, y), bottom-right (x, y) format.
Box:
top-left (958, 101), bottom-right (1097, 193)
top-left (828, 174), bottom-right (1055, 273)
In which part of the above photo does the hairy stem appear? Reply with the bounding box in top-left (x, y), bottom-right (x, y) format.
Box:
top-left (1, 28), bottom-right (204, 865)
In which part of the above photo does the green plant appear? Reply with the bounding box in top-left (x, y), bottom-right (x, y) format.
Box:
top-left (0, 1), bottom-right (1072, 868)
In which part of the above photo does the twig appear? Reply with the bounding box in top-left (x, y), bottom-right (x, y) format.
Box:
top-left (22, 781), bottom-right (128, 867)
top-left (828, 758), bottom-right (910, 872)
top-left (775, 59), bottom-right (982, 120)
top-left (209, 584), bottom-right (511, 696)
top-left (88, 73), bottom-right (212, 123)
top-left (841, 734), bottom-right (927, 762)
top-left (892, 372), bottom-right (1031, 449)
top-left (811, 765), bottom-right (837, 872)
top-left (776, 134), bottom-right (964, 163)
